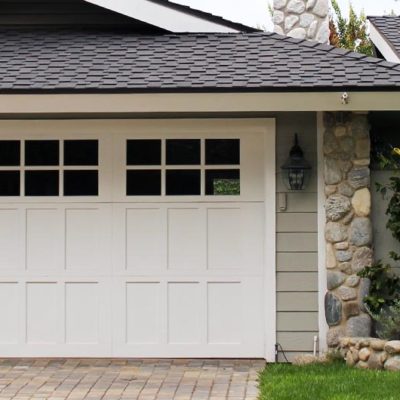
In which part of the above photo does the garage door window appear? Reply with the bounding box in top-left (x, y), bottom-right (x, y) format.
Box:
top-left (126, 138), bottom-right (240, 196)
top-left (0, 140), bottom-right (99, 197)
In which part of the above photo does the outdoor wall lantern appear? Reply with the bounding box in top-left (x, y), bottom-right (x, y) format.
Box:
top-left (281, 134), bottom-right (311, 191)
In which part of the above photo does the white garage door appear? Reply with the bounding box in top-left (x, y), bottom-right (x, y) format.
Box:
top-left (0, 119), bottom-right (274, 358)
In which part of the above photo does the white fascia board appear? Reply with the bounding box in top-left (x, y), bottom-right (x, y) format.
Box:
top-left (1, 92), bottom-right (400, 114)
top-left (370, 23), bottom-right (400, 64)
top-left (85, 0), bottom-right (239, 33)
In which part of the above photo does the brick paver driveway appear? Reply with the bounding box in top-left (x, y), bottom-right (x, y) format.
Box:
top-left (0, 359), bottom-right (265, 400)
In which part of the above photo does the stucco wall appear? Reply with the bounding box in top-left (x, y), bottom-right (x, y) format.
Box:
top-left (275, 112), bottom-right (318, 361)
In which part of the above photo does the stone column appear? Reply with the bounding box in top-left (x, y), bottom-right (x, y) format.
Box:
top-left (323, 112), bottom-right (373, 348)
top-left (273, 0), bottom-right (330, 42)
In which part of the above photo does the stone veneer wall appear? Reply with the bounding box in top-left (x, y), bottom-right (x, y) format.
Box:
top-left (273, 0), bottom-right (330, 42)
top-left (323, 112), bottom-right (373, 348)
top-left (339, 337), bottom-right (400, 370)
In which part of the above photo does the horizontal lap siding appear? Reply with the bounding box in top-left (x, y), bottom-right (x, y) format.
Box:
top-left (276, 113), bottom-right (318, 361)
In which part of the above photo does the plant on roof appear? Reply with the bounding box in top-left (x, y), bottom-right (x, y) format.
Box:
top-left (329, 0), bottom-right (373, 56)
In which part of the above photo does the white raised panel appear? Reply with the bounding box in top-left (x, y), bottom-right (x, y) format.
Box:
top-left (126, 208), bottom-right (165, 270)
top-left (126, 283), bottom-right (160, 344)
top-left (26, 209), bottom-right (62, 271)
top-left (26, 283), bottom-right (59, 344)
top-left (168, 282), bottom-right (201, 344)
top-left (66, 283), bottom-right (99, 344)
top-left (167, 208), bottom-right (206, 270)
top-left (0, 283), bottom-right (19, 343)
top-left (0, 209), bottom-right (20, 270)
top-left (207, 208), bottom-right (241, 269)
top-left (65, 208), bottom-right (109, 271)
top-left (208, 283), bottom-right (241, 344)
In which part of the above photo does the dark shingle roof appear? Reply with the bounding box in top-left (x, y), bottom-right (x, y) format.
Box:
top-left (1, 29), bottom-right (400, 92)
top-left (149, 0), bottom-right (257, 33)
top-left (369, 16), bottom-right (400, 58)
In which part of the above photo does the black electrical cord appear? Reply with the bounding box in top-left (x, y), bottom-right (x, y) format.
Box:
top-left (275, 343), bottom-right (291, 363)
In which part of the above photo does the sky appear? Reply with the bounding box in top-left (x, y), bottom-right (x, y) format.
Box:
top-left (172, 0), bottom-right (400, 30)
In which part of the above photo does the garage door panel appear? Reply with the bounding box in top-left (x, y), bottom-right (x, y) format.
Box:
top-left (65, 282), bottom-right (100, 344)
top-left (126, 208), bottom-right (166, 270)
top-left (0, 209), bottom-right (22, 271)
top-left (126, 282), bottom-right (161, 345)
top-left (0, 282), bottom-right (19, 344)
top-left (168, 282), bottom-right (202, 345)
top-left (65, 207), bottom-right (111, 272)
top-left (167, 208), bottom-right (206, 270)
top-left (26, 208), bottom-right (63, 271)
top-left (26, 282), bottom-right (60, 344)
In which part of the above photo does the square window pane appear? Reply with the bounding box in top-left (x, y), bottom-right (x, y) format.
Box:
top-left (64, 140), bottom-right (98, 166)
top-left (166, 139), bottom-right (200, 165)
top-left (0, 141), bottom-right (20, 166)
top-left (127, 140), bottom-right (161, 166)
top-left (0, 171), bottom-right (20, 196)
top-left (25, 140), bottom-right (59, 166)
top-left (206, 139), bottom-right (240, 165)
top-left (206, 170), bottom-right (240, 196)
top-left (64, 171), bottom-right (98, 196)
top-left (127, 170), bottom-right (161, 196)
top-left (25, 171), bottom-right (59, 196)
top-left (166, 170), bottom-right (201, 196)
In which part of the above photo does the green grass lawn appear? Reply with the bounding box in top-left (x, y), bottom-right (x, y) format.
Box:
top-left (258, 362), bottom-right (400, 400)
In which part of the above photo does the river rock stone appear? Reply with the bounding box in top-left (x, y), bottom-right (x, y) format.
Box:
top-left (352, 188), bottom-right (371, 217)
top-left (338, 286), bottom-right (357, 301)
top-left (384, 341), bottom-right (400, 354)
top-left (350, 218), bottom-right (372, 246)
top-left (287, 0), bottom-right (306, 13)
top-left (359, 278), bottom-right (371, 312)
top-left (325, 292), bottom-right (342, 326)
top-left (358, 347), bottom-right (371, 361)
top-left (352, 247), bottom-right (373, 273)
top-left (327, 327), bottom-right (344, 347)
top-left (346, 314), bottom-right (371, 337)
top-left (324, 158), bottom-right (342, 185)
top-left (338, 181), bottom-right (355, 197)
top-left (384, 356), bottom-right (400, 371)
top-left (287, 27), bottom-right (307, 39)
top-left (346, 275), bottom-right (360, 288)
top-left (327, 271), bottom-right (346, 290)
top-left (274, 0), bottom-right (288, 9)
top-left (326, 243), bottom-right (336, 269)
top-left (343, 302), bottom-right (360, 318)
top-left (368, 351), bottom-right (384, 369)
top-left (326, 194), bottom-right (351, 221)
top-left (325, 222), bottom-right (347, 243)
top-left (348, 167), bottom-right (370, 189)
top-left (312, 0), bottom-right (329, 17)
top-left (299, 13), bottom-right (315, 27)
top-left (285, 15), bottom-right (299, 30)
top-left (336, 250), bottom-right (352, 262)
top-left (356, 138), bottom-right (371, 159)
top-left (273, 10), bottom-right (285, 24)
top-left (335, 241), bottom-right (349, 250)
top-left (370, 339), bottom-right (386, 351)
top-left (306, 0), bottom-right (317, 9)
top-left (339, 262), bottom-right (352, 274)
top-left (339, 136), bottom-right (355, 156)
top-left (307, 20), bottom-right (318, 38)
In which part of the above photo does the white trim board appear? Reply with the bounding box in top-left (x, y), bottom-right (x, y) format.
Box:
top-left (85, 0), bottom-right (239, 33)
top-left (369, 23), bottom-right (400, 64)
top-left (317, 112), bottom-right (328, 353)
top-left (1, 92), bottom-right (399, 115)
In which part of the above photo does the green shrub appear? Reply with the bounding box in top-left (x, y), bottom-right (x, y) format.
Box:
top-left (370, 300), bottom-right (400, 340)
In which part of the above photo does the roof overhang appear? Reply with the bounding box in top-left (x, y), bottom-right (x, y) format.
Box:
top-left (0, 92), bottom-right (399, 116)
top-left (369, 22), bottom-right (400, 63)
top-left (84, 0), bottom-right (240, 32)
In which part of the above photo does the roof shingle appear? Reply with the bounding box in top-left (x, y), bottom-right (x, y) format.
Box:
top-left (369, 16), bottom-right (400, 58)
top-left (1, 29), bottom-right (400, 92)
